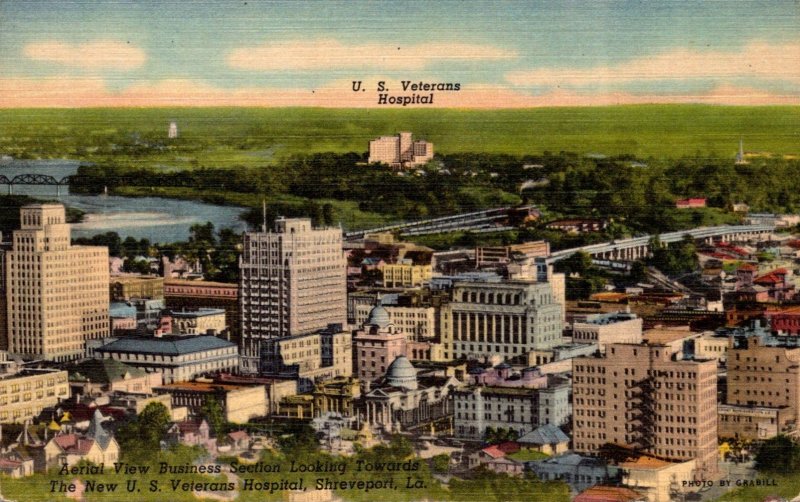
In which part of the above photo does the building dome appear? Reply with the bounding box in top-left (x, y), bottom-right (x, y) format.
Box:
top-left (366, 305), bottom-right (391, 328)
top-left (386, 355), bottom-right (417, 390)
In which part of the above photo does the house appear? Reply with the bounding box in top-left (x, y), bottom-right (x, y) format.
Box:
top-left (675, 198), bottom-right (706, 209)
top-left (526, 454), bottom-right (619, 494)
top-left (517, 424), bottom-right (569, 455)
top-left (166, 419), bottom-right (216, 451)
top-left (226, 430), bottom-right (250, 450)
top-left (573, 486), bottom-right (645, 502)
top-left (620, 456), bottom-right (697, 502)
top-left (753, 268), bottom-right (795, 301)
top-left (483, 455), bottom-right (524, 476)
top-left (0, 452), bottom-right (34, 478)
top-left (43, 410), bottom-right (119, 469)
top-left (468, 442), bottom-right (524, 475)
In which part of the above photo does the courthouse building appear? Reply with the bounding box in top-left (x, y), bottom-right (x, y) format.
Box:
top-left (441, 280), bottom-right (563, 361)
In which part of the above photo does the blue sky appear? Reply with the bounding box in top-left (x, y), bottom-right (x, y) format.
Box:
top-left (1, 0), bottom-right (798, 107)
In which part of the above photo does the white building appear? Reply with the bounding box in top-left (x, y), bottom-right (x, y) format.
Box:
top-left (5, 204), bottom-right (108, 362)
top-left (452, 374), bottom-right (571, 440)
top-left (571, 311), bottom-right (642, 352)
top-left (239, 217), bottom-right (346, 374)
top-left (441, 280), bottom-right (563, 361)
top-left (94, 335), bottom-right (238, 384)
top-left (368, 132), bottom-right (433, 169)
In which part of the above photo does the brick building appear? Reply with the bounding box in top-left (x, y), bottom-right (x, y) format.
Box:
top-left (572, 343), bottom-right (718, 478)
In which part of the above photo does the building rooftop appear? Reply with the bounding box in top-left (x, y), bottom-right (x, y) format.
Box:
top-left (618, 455), bottom-right (672, 470)
top-left (96, 335), bottom-right (235, 356)
top-left (529, 453), bottom-right (607, 468)
top-left (366, 305), bottom-right (391, 328)
top-left (518, 425), bottom-right (569, 446)
top-left (578, 311), bottom-right (639, 325)
top-left (164, 279), bottom-right (238, 288)
top-left (642, 328), bottom-right (696, 345)
top-left (0, 368), bottom-right (64, 381)
top-left (574, 486), bottom-right (643, 502)
top-left (456, 386), bottom-right (538, 397)
top-left (156, 381), bottom-right (249, 393)
top-left (68, 359), bottom-right (148, 383)
top-left (169, 308), bottom-right (226, 318)
top-left (111, 275), bottom-right (163, 283)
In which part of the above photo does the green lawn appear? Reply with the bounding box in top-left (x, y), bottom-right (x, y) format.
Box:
top-left (1, 105), bottom-right (797, 164)
top-left (716, 472), bottom-right (800, 501)
top-left (506, 450), bottom-right (550, 462)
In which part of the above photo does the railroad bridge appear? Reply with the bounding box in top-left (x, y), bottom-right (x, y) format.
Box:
top-left (0, 174), bottom-right (72, 195)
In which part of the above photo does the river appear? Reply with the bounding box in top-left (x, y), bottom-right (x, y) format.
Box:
top-left (0, 159), bottom-right (249, 242)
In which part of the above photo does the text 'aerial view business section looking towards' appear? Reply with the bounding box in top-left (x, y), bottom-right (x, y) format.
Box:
top-left (1, 1), bottom-right (800, 501)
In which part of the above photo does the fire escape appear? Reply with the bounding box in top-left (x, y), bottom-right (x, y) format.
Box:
top-left (628, 374), bottom-right (657, 453)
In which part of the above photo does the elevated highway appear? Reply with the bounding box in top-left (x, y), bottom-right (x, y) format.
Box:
top-left (547, 224), bottom-right (775, 264)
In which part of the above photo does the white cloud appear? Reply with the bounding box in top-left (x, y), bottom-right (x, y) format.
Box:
top-left (506, 42), bottom-right (800, 87)
top-left (1, 78), bottom-right (797, 108)
top-left (227, 39), bottom-right (516, 71)
top-left (22, 40), bottom-right (146, 70)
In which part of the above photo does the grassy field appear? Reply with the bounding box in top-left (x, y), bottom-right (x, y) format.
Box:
top-left (0, 105), bottom-right (798, 166)
top-left (716, 472), bottom-right (800, 501)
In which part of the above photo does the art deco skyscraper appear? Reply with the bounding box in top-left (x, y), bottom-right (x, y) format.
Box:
top-left (5, 204), bottom-right (109, 361)
top-left (239, 217), bottom-right (346, 374)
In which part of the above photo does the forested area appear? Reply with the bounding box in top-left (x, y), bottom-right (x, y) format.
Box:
top-left (68, 150), bottom-right (800, 236)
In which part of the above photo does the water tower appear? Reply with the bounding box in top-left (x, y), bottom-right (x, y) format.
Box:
top-left (168, 120), bottom-right (178, 139)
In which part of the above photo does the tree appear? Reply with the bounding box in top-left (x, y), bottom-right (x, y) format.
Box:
top-left (430, 454), bottom-right (450, 474)
top-left (137, 401), bottom-right (172, 450)
top-left (755, 435), bottom-right (800, 474)
top-left (116, 401), bottom-right (172, 458)
top-left (449, 467), bottom-right (570, 502)
top-left (200, 396), bottom-right (226, 438)
top-left (630, 260), bottom-right (648, 283)
top-left (556, 251), bottom-right (593, 276)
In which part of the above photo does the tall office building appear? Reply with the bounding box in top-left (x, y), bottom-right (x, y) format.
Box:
top-left (5, 204), bottom-right (109, 362)
top-left (239, 217), bottom-right (346, 374)
top-left (573, 343), bottom-right (718, 478)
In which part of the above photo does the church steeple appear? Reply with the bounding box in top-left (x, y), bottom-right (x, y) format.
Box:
top-left (87, 409), bottom-right (111, 449)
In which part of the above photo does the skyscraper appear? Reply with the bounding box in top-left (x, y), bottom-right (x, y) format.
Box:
top-left (4, 204), bottom-right (109, 362)
top-left (239, 217), bottom-right (346, 374)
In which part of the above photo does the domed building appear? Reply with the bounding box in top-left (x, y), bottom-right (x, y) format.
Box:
top-left (353, 304), bottom-right (407, 382)
top-left (365, 304), bottom-right (391, 329)
top-left (363, 355), bottom-right (461, 432)
top-left (385, 355), bottom-right (418, 390)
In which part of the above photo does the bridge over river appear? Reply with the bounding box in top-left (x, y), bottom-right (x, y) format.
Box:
top-left (0, 174), bottom-right (72, 195)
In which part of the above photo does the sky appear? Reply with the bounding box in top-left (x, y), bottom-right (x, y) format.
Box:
top-left (1, 0), bottom-right (798, 107)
